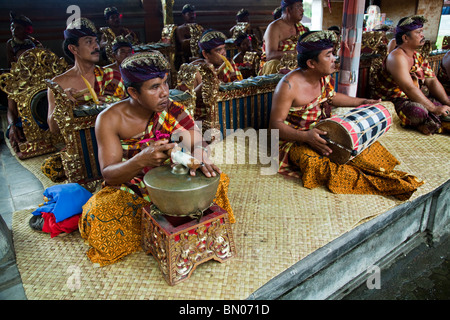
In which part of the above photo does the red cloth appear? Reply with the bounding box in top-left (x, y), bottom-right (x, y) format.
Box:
top-left (41, 212), bottom-right (81, 238)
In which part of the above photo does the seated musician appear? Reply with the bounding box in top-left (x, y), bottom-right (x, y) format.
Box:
top-left (229, 9), bottom-right (262, 50)
top-left (104, 36), bottom-right (134, 71)
top-left (79, 52), bottom-right (234, 266)
top-left (437, 51), bottom-right (450, 95)
top-left (175, 4), bottom-right (203, 68)
top-left (5, 12), bottom-right (43, 152)
top-left (192, 29), bottom-right (243, 86)
top-left (259, 0), bottom-right (309, 75)
top-left (232, 32), bottom-right (253, 78)
top-left (373, 16), bottom-right (450, 135)
top-left (269, 30), bottom-right (423, 200)
top-left (99, 6), bottom-right (139, 49)
top-left (184, 29), bottom-right (243, 123)
top-left (6, 11), bottom-right (42, 67)
top-left (47, 17), bottom-right (126, 134)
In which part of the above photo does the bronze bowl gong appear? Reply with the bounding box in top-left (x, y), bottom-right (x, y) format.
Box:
top-left (143, 164), bottom-right (220, 216)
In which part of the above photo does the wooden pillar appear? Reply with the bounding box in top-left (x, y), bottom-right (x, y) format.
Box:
top-left (142, 0), bottom-right (163, 42)
top-left (337, 0), bottom-right (365, 97)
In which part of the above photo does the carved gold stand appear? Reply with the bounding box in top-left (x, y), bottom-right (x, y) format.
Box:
top-left (0, 48), bottom-right (68, 159)
top-left (141, 203), bottom-right (236, 286)
top-left (45, 80), bottom-right (103, 192)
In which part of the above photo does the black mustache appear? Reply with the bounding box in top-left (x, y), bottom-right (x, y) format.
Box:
top-left (91, 49), bottom-right (100, 55)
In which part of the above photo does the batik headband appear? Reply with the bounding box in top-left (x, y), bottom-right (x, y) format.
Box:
top-left (280, 0), bottom-right (303, 10)
top-left (104, 7), bottom-right (120, 20)
top-left (10, 11), bottom-right (32, 27)
top-left (236, 9), bottom-right (249, 19)
top-left (198, 30), bottom-right (227, 51)
top-left (120, 51), bottom-right (169, 84)
top-left (112, 36), bottom-right (133, 52)
top-left (395, 15), bottom-right (427, 34)
top-left (10, 11), bottom-right (33, 34)
top-left (296, 30), bottom-right (337, 54)
top-left (182, 4), bottom-right (195, 14)
top-left (64, 18), bottom-right (97, 40)
top-left (373, 24), bottom-right (390, 32)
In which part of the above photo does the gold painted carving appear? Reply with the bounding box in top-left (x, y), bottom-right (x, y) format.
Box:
top-left (161, 0), bottom-right (175, 25)
top-left (161, 24), bottom-right (177, 44)
top-left (176, 63), bottom-right (200, 115)
top-left (188, 24), bottom-right (204, 60)
top-left (279, 52), bottom-right (297, 72)
top-left (45, 79), bottom-right (102, 192)
top-left (243, 51), bottom-right (261, 77)
top-left (362, 31), bottom-right (384, 53)
top-left (99, 27), bottom-right (116, 63)
top-left (0, 48), bottom-right (68, 158)
top-left (142, 207), bottom-right (236, 286)
top-left (231, 22), bottom-right (250, 39)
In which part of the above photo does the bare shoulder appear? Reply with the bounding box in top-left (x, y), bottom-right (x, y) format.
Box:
top-left (266, 19), bottom-right (283, 34)
top-left (51, 67), bottom-right (77, 88)
top-left (97, 101), bottom-right (129, 134)
top-left (387, 48), bottom-right (409, 63)
top-left (277, 70), bottom-right (303, 91)
top-left (386, 48), bottom-right (409, 70)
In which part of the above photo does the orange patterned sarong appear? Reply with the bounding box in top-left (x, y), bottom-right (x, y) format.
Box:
top-left (288, 141), bottom-right (424, 201)
top-left (79, 173), bottom-right (234, 267)
top-left (79, 187), bottom-right (149, 266)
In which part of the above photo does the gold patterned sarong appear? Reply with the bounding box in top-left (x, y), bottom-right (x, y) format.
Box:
top-left (80, 173), bottom-right (233, 266)
top-left (288, 141), bottom-right (424, 201)
top-left (79, 186), bottom-right (149, 266)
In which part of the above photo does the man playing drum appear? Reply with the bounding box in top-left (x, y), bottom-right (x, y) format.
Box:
top-left (269, 30), bottom-right (423, 199)
top-left (373, 16), bottom-right (450, 135)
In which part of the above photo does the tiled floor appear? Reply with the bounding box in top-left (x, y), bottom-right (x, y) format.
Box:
top-left (0, 137), bottom-right (42, 300)
top-left (0, 142), bottom-right (45, 228)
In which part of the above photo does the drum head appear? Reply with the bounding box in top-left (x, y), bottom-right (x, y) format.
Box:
top-left (30, 90), bottom-right (49, 130)
top-left (315, 120), bottom-right (353, 165)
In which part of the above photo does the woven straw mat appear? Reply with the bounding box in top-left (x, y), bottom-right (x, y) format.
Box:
top-left (11, 101), bottom-right (450, 299)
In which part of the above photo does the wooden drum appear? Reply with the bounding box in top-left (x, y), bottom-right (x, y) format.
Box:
top-left (315, 104), bottom-right (392, 164)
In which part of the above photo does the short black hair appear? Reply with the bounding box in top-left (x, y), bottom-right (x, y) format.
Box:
top-left (62, 37), bottom-right (79, 62)
top-left (124, 81), bottom-right (144, 94)
top-left (296, 31), bottom-right (321, 69)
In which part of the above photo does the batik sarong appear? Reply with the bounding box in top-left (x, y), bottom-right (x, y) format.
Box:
top-left (288, 142), bottom-right (423, 201)
top-left (278, 76), bottom-right (423, 199)
top-left (437, 60), bottom-right (450, 95)
top-left (373, 50), bottom-right (443, 134)
top-left (259, 22), bottom-right (308, 75)
top-left (75, 65), bottom-right (126, 104)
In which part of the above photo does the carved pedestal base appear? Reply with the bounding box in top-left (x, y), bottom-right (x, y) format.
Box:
top-left (16, 139), bottom-right (57, 160)
top-left (141, 203), bottom-right (236, 286)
